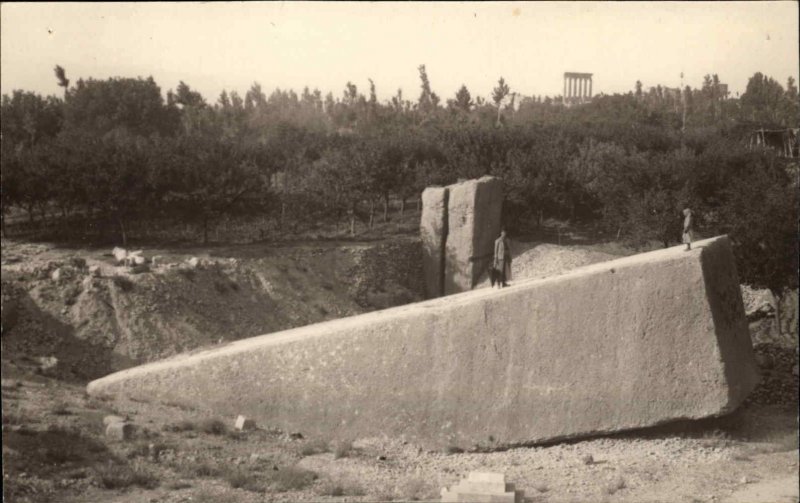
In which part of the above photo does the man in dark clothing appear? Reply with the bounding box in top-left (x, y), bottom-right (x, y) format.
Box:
top-left (493, 230), bottom-right (512, 288)
top-left (682, 208), bottom-right (694, 251)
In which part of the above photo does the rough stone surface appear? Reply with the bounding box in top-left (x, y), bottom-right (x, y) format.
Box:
top-left (443, 176), bottom-right (503, 295)
top-left (105, 421), bottom-right (135, 441)
top-left (420, 186), bottom-right (449, 298)
top-left (441, 472), bottom-right (524, 503)
top-left (102, 415), bottom-right (126, 426)
top-left (234, 415), bottom-right (256, 431)
top-left (87, 236), bottom-right (758, 449)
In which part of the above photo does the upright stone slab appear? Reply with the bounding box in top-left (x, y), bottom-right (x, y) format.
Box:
top-left (443, 176), bottom-right (503, 295)
top-left (87, 236), bottom-right (758, 449)
top-left (420, 186), bottom-right (449, 299)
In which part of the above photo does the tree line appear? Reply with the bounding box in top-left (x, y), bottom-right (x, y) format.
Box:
top-left (1, 65), bottom-right (797, 296)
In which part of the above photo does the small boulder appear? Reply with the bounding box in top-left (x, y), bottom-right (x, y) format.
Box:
top-left (234, 415), bottom-right (256, 431)
top-left (88, 265), bottom-right (102, 278)
top-left (151, 256), bottom-right (163, 267)
top-left (50, 269), bottom-right (63, 281)
top-left (112, 247), bottom-right (128, 264)
top-left (105, 421), bottom-right (135, 441)
top-left (103, 415), bottom-right (127, 426)
top-left (186, 257), bottom-right (200, 269)
top-left (37, 356), bottom-right (58, 372)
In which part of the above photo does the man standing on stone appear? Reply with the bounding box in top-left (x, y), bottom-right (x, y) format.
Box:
top-left (682, 208), bottom-right (694, 251)
top-left (493, 230), bottom-right (512, 288)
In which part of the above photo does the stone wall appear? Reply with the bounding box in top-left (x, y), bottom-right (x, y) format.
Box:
top-left (88, 236), bottom-right (758, 450)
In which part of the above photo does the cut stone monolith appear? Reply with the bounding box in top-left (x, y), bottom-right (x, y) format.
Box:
top-left (87, 236), bottom-right (758, 449)
top-left (420, 186), bottom-right (449, 299)
top-left (443, 176), bottom-right (503, 295)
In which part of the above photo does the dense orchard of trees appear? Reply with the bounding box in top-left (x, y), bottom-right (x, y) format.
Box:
top-left (1, 67), bottom-right (798, 295)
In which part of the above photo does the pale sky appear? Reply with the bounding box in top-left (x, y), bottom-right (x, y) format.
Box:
top-left (1, 2), bottom-right (798, 104)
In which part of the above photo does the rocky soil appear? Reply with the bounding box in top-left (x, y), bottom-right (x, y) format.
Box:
top-left (1, 238), bottom-right (422, 381)
top-left (2, 237), bottom-right (798, 503)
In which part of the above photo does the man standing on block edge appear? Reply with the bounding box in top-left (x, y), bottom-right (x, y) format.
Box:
top-left (493, 230), bottom-right (512, 288)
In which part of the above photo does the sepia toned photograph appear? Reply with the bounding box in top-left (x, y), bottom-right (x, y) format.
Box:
top-left (1, 2), bottom-right (798, 502)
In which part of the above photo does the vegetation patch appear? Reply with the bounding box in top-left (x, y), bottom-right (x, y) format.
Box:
top-left (317, 476), bottom-right (366, 496)
top-left (198, 418), bottom-right (227, 435)
top-left (299, 438), bottom-right (329, 456)
top-left (95, 461), bottom-right (160, 490)
top-left (112, 275), bottom-right (134, 292)
top-left (3, 427), bottom-right (109, 474)
top-left (333, 438), bottom-right (354, 459)
top-left (266, 466), bottom-right (318, 492)
top-left (224, 468), bottom-right (266, 492)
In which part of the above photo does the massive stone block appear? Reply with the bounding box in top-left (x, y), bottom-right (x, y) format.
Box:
top-left (440, 176), bottom-right (503, 295)
top-left (420, 186), bottom-right (449, 298)
top-left (87, 236), bottom-right (758, 449)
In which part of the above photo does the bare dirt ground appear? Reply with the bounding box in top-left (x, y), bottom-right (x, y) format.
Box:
top-left (2, 237), bottom-right (798, 503)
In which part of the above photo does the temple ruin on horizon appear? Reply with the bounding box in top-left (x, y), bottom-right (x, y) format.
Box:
top-left (563, 72), bottom-right (593, 106)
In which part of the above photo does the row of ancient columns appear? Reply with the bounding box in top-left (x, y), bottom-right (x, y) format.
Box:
top-left (563, 76), bottom-right (592, 101)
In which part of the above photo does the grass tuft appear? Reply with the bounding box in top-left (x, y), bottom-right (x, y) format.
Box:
top-left (333, 438), bottom-right (354, 459)
top-left (299, 438), bottom-right (329, 456)
top-left (401, 476), bottom-right (435, 501)
top-left (166, 420), bottom-right (196, 432)
top-left (266, 466), bottom-right (317, 492)
top-left (112, 275), bottom-right (134, 292)
top-left (225, 468), bottom-right (265, 492)
top-left (198, 418), bottom-right (226, 435)
top-left (317, 476), bottom-right (366, 496)
top-left (187, 460), bottom-right (221, 478)
top-left (95, 461), bottom-right (159, 490)
top-left (166, 480), bottom-right (192, 490)
top-left (604, 476), bottom-right (627, 495)
top-left (177, 268), bottom-right (196, 282)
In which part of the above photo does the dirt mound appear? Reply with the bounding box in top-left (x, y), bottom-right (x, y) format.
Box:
top-left (475, 241), bottom-right (618, 288)
top-left (1, 238), bottom-right (422, 381)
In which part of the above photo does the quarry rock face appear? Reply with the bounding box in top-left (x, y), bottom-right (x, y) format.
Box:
top-left (420, 187), bottom-right (449, 298)
top-left (87, 236), bottom-right (758, 449)
top-left (421, 176), bottom-right (503, 298)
